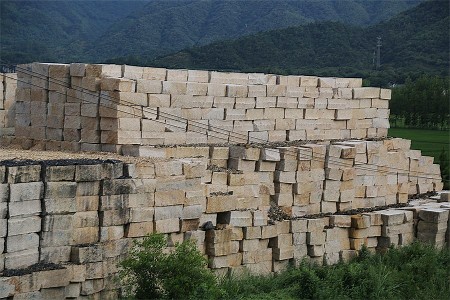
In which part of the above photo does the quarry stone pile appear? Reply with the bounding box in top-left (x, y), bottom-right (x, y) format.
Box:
top-left (0, 63), bottom-right (447, 298)
top-left (0, 159), bottom-right (448, 298)
top-left (8, 62), bottom-right (391, 151)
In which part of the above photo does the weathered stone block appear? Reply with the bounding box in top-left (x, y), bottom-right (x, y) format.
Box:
top-left (7, 164), bottom-right (41, 183)
top-left (8, 216), bottom-right (41, 236)
top-left (154, 218), bottom-right (180, 233)
top-left (380, 210), bottom-right (405, 226)
top-left (102, 179), bottom-right (137, 195)
top-left (418, 208), bottom-right (449, 223)
top-left (5, 249), bottom-right (39, 269)
top-left (45, 181), bottom-right (77, 198)
top-left (43, 198), bottom-right (77, 214)
top-left (154, 205), bottom-right (182, 221)
top-left (72, 227), bottom-right (99, 245)
top-left (100, 225), bottom-right (124, 242)
top-left (9, 182), bottom-right (43, 201)
top-left (125, 222), bottom-right (154, 237)
top-left (80, 279), bottom-right (104, 296)
top-left (100, 209), bottom-right (129, 226)
top-left (9, 200), bottom-right (41, 217)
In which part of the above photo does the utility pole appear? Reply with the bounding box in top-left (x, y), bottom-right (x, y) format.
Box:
top-left (376, 36), bottom-right (382, 70)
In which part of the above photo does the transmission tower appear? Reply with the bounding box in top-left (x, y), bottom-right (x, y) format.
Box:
top-left (376, 36), bottom-right (382, 69)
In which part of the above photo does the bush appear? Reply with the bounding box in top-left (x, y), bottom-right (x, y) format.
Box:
top-left (218, 242), bottom-right (450, 299)
top-left (119, 233), bottom-right (222, 299)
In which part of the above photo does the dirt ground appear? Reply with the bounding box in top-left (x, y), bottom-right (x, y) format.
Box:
top-left (0, 145), bottom-right (161, 164)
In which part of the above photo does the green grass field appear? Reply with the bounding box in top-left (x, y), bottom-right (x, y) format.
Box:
top-left (388, 128), bottom-right (449, 164)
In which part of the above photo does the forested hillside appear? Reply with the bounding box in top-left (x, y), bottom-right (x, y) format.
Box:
top-left (0, 0), bottom-right (146, 63)
top-left (89, 0), bottom-right (421, 61)
top-left (0, 0), bottom-right (421, 63)
top-left (151, 0), bottom-right (448, 86)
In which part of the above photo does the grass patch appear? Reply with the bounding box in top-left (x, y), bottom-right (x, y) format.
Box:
top-left (388, 128), bottom-right (449, 164)
top-left (219, 242), bottom-right (450, 300)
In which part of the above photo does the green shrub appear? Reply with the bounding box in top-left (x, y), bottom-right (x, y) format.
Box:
top-left (119, 233), bottom-right (222, 299)
top-left (219, 242), bottom-right (450, 299)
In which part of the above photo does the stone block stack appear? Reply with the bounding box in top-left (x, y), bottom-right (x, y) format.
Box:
top-left (323, 144), bottom-right (356, 213)
top-left (417, 208), bottom-right (449, 249)
top-left (325, 215), bottom-right (352, 264)
top-left (4, 163), bottom-right (42, 270)
top-left (0, 152), bottom-right (447, 299)
top-left (348, 214), bottom-right (381, 252)
top-left (378, 210), bottom-right (414, 249)
top-left (0, 73), bottom-right (16, 137)
top-left (12, 63), bottom-right (395, 151)
top-left (294, 144), bottom-right (326, 215)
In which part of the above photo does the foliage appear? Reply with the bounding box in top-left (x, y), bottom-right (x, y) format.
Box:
top-left (119, 233), bottom-right (222, 300)
top-left (439, 148), bottom-right (450, 190)
top-left (1, 0), bottom-right (420, 63)
top-left (219, 242), bottom-right (450, 299)
top-left (152, 0), bottom-right (449, 87)
top-left (390, 75), bottom-right (449, 129)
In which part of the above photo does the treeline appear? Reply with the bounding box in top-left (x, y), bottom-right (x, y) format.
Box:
top-left (390, 76), bottom-right (449, 130)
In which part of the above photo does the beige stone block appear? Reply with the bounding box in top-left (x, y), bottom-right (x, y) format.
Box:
top-left (307, 244), bottom-right (324, 257)
top-left (267, 85), bottom-right (286, 97)
top-left (225, 84), bottom-right (247, 97)
top-left (154, 218), bottom-right (180, 233)
top-left (380, 88), bottom-right (391, 100)
top-left (212, 96), bottom-right (234, 108)
top-left (147, 93), bottom-right (170, 107)
top-left (299, 76), bottom-right (318, 87)
top-left (247, 85), bottom-right (266, 97)
top-left (143, 67), bottom-right (167, 80)
top-left (232, 97), bottom-right (254, 110)
top-left (162, 81), bottom-right (187, 94)
top-left (273, 246), bottom-right (294, 260)
top-left (353, 87), bottom-right (380, 99)
top-left (207, 83), bottom-right (226, 96)
top-left (101, 77), bottom-right (135, 92)
top-left (166, 69), bottom-right (188, 81)
top-left (185, 69), bottom-right (208, 82)
top-left (72, 227), bottom-right (99, 244)
top-left (124, 222), bottom-right (154, 237)
top-left (261, 225), bottom-right (277, 239)
top-left (185, 82), bottom-right (207, 96)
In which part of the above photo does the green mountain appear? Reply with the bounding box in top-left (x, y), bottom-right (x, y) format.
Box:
top-left (91, 0), bottom-right (421, 61)
top-left (152, 0), bottom-right (449, 86)
top-left (0, 0), bottom-right (146, 63)
top-left (0, 0), bottom-right (421, 63)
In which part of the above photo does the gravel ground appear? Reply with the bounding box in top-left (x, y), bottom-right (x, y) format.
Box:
top-left (0, 146), bottom-right (163, 164)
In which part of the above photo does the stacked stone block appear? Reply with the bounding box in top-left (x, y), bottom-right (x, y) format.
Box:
top-left (0, 156), bottom-right (448, 299)
top-left (5, 164), bottom-right (42, 270)
top-left (12, 63), bottom-right (394, 150)
top-left (323, 144), bottom-right (356, 213)
top-left (293, 144), bottom-right (326, 215)
top-left (378, 210), bottom-right (414, 249)
top-left (0, 73), bottom-right (16, 137)
top-left (348, 214), bottom-right (379, 252)
top-left (416, 208), bottom-right (449, 248)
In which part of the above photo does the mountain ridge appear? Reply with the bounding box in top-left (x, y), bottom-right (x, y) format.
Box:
top-left (150, 0), bottom-right (449, 86)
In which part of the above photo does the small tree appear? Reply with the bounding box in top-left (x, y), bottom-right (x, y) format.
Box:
top-left (119, 233), bottom-right (222, 299)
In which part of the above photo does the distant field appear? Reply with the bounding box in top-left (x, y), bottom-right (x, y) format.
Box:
top-left (388, 128), bottom-right (449, 164)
